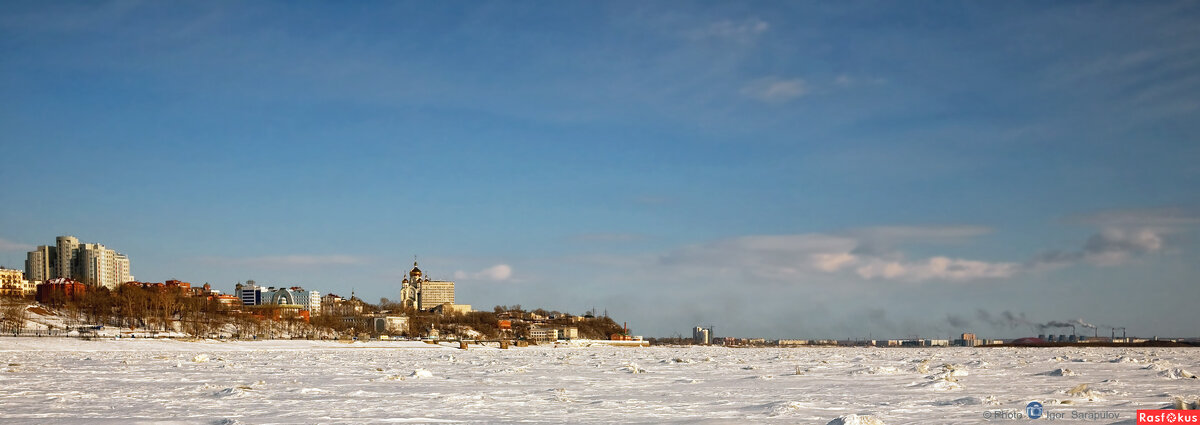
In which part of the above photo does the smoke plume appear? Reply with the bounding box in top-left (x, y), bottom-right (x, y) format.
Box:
top-left (1070, 318), bottom-right (1097, 329)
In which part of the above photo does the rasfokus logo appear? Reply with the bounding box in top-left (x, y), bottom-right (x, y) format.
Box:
top-left (1137, 410), bottom-right (1200, 424)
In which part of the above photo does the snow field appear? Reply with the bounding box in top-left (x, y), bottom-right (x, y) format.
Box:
top-left (0, 340), bottom-right (1197, 424)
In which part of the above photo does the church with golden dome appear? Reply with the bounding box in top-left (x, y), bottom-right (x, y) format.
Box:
top-left (398, 261), bottom-right (456, 311)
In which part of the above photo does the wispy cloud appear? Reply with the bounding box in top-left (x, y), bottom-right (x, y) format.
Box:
top-left (683, 18), bottom-right (769, 42)
top-left (0, 238), bottom-right (34, 252)
top-left (1080, 228), bottom-right (1167, 266)
top-left (1070, 206), bottom-right (1200, 227)
top-left (1034, 206), bottom-right (1200, 268)
top-left (848, 225), bottom-right (993, 240)
top-left (656, 227), bottom-right (1017, 283)
top-left (854, 257), bottom-right (1019, 281)
top-left (203, 255), bottom-right (369, 268)
top-left (571, 233), bottom-right (645, 243)
top-left (740, 77), bottom-right (807, 103)
top-left (454, 264), bottom-right (513, 281)
top-left (846, 225), bottom-right (993, 256)
top-left (832, 74), bottom-right (887, 88)
top-left (637, 209), bottom-right (1195, 284)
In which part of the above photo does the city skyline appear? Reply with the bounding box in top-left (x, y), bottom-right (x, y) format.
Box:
top-left (1, 2), bottom-right (1198, 338)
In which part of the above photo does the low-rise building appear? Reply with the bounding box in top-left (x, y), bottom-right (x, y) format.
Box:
top-left (274, 287), bottom-right (321, 315)
top-left (0, 267), bottom-right (24, 287)
top-left (237, 282), bottom-right (320, 315)
top-left (213, 294), bottom-right (240, 307)
top-left (125, 279), bottom-right (193, 293)
top-left (556, 326), bottom-right (578, 340)
top-left (36, 277), bottom-right (87, 303)
top-left (0, 267), bottom-right (35, 297)
top-left (371, 315), bottom-right (409, 335)
top-left (956, 333), bottom-right (981, 347)
top-left (529, 326), bottom-right (558, 343)
top-left (430, 303), bottom-right (472, 315)
top-left (322, 293), bottom-right (358, 316)
top-left (902, 339), bottom-right (951, 347)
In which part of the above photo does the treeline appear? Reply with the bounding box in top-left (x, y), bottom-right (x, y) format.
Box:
top-left (16, 286), bottom-right (330, 338)
top-left (364, 301), bottom-right (626, 340)
top-left (3, 290), bottom-right (630, 341)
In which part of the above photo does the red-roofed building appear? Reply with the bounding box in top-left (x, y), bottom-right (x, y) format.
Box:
top-left (36, 278), bottom-right (87, 303)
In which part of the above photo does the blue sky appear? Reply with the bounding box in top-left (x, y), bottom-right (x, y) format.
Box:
top-left (2, 1), bottom-right (1198, 339)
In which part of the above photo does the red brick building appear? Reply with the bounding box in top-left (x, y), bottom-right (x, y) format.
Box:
top-left (36, 278), bottom-right (87, 303)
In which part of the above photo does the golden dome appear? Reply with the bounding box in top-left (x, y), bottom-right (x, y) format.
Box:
top-left (410, 261), bottom-right (422, 276)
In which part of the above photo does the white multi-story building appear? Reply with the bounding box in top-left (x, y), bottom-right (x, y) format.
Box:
top-left (557, 326), bottom-right (578, 340)
top-left (284, 287), bottom-right (321, 315)
top-left (236, 281), bottom-right (321, 315)
top-left (25, 236), bottom-right (132, 289)
top-left (529, 326), bottom-right (559, 343)
top-left (236, 281), bottom-right (266, 305)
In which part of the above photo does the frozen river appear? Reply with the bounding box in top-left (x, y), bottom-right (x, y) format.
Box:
top-left (0, 339), bottom-right (1196, 424)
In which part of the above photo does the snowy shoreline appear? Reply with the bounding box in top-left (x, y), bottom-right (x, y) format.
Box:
top-left (0, 338), bottom-right (467, 351)
top-left (2, 337), bottom-right (1192, 352)
top-left (0, 337), bottom-right (653, 352)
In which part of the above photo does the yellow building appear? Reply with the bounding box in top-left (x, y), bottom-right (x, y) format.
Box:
top-left (0, 267), bottom-right (34, 297)
top-left (430, 303), bottom-right (472, 315)
top-left (418, 280), bottom-right (455, 310)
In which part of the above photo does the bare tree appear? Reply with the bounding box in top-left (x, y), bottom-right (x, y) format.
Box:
top-left (2, 300), bottom-right (29, 334)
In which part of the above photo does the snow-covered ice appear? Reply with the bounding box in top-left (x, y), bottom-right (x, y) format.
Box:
top-left (0, 339), bottom-right (1197, 424)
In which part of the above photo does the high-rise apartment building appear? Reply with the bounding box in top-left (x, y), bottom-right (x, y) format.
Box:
top-left (79, 243), bottom-right (131, 289)
top-left (25, 236), bottom-right (132, 289)
top-left (693, 326), bottom-right (712, 345)
top-left (25, 245), bottom-right (56, 282)
top-left (55, 236), bottom-right (79, 279)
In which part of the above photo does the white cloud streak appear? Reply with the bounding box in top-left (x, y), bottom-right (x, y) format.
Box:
top-left (657, 227), bottom-right (1017, 283)
top-left (855, 257), bottom-right (1019, 281)
top-left (571, 233), bottom-right (645, 243)
top-left (1071, 206), bottom-right (1200, 227)
top-left (207, 255), bottom-right (368, 268)
top-left (684, 18), bottom-right (769, 42)
top-left (649, 211), bottom-right (1194, 284)
top-left (740, 77), bottom-right (807, 103)
top-left (0, 238), bottom-right (35, 252)
top-left (454, 264), bottom-right (513, 281)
